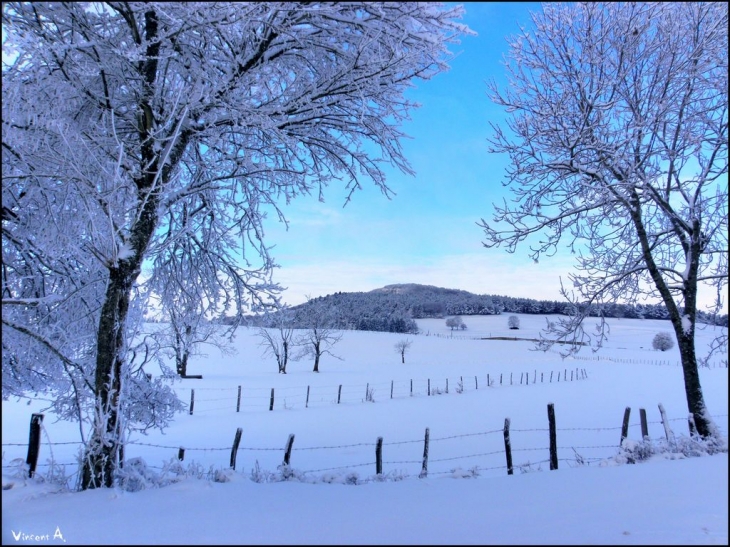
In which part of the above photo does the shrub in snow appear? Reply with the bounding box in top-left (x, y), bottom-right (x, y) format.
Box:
top-left (613, 431), bottom-right (727, 466)
top-left (652, 331), bottom-right (675, 351)
top-left (508, 315), bottom-right (520, 329)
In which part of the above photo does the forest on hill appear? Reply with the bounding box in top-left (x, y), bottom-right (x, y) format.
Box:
top-left (245, 284), bottom-right (728, 334)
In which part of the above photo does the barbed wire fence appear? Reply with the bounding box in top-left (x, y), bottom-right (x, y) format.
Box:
top-left (3, 405), bottom-right (727, 490)
top-left (181, 367), bottom-right (589, 416)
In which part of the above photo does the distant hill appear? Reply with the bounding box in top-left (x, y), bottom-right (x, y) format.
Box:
top-left (243, 283), bottom-right (726, 334)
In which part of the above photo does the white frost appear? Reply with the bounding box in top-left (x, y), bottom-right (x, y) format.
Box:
top-left (682, 314), bottom-right (693, 334)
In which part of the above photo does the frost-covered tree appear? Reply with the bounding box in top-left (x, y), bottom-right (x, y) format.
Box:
top-left (2, 2), bottom-right (470, 488)
top-left (294, 296), bottom-right (343, 373)
top-left (394, 338), bottom-right (412, 363)
top-left (479, 2), bottom-right (727, 440)
top-left (507, 315), bottom-right (520, 330)
top-left (653, 332), bottom-right (675, 352)
top-left (445, 316), bottom-right (465, 331)
top-left (257, 308), bottom-right (297, 374)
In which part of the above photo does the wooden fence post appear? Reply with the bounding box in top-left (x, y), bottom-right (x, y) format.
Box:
top-left (391, 380), bottom-right (394, 399)
top-left (337, 385), bottom-right (342, 404)
top-left (365, 383), bottom-right (369, 401)
top-left (510, 372), bottom-right (513, 385)
top-left (620, 407), bottom-right (631, 445)
top-left (503, 418), bottom-right (513, 476)
top-left (269, 388), bottom-right (275, 411)
top-left (410, 379), bottom-right (413, 396)
top-left (476, 375), bottom-right (479, 389)
top-left (550, 371), bottom-right (553, 382)
top-left (428, 378), bottom-right (431, 396)
top-left (419, 427), bottom-right (430, 478)
top-left (283, 434), bottom-right (295, 466)
top-left (500, 373), bottom-right (503, 385)
top-left (547, 403), bottom-right (558, 470)
top-left (230, 428), bottom-right (242, 470)
top-left (189, 389), bottom-right (195, 415)
top-left (533, 370), bottom-right (537, 384)
top-left (306, 386), bottom-right (310, 408)
top-left (445, 378), bottom-right (449, 394)
top-left (236, 385), bottom-right (242, 413)
top-left (26, 413), bottom-right (44, 478)
top-left (640, 408), bottom-right (649, 439)
top-left (376, 437), bottom-right (383, 475)
top-left (178, 447), bottom-right (185, 461)
top-left (658, 403), bottom-right (675, 445)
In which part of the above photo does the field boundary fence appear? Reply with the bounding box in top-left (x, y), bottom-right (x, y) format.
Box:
top-left (183, 367), bottom-right (589, 416)
top-left (569, 354), bottom-right (728, 368)
top-left (3, 405), bottom-right (727, 489)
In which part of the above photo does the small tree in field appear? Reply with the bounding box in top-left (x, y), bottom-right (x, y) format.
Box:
top-left (257, 308), bottom-right (297, 374)
top-left (446, 316), bottom-right (465, 331)
top-left (295, 296), bottom-right (343, 373)
top-left (508, 316), bottom-right (520, 330)
top-left (394, 339), bottom-right (412, 364)
top-left (653, 332), bottom-right (675, 352)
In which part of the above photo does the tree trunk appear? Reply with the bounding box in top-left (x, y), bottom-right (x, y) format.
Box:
top-left (81, 267), bottom-right (135, 489)
top-left (673, 315), bottom-right (713, 439)
top-left (177, 351), bottom-right (189, 377)
top-left (313, 341), bottom-right (320, 372)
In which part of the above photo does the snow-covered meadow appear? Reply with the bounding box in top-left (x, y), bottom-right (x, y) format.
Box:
top-left (2, 314), bottom-right (728, 545)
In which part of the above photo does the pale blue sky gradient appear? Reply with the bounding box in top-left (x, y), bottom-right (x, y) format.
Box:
top-left (263, 2), bottom-right (575, 306)
top-left (261, 2), bottom-right (724, 313)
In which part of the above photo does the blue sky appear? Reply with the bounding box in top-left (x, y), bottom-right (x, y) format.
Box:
top-left (263, 2), bottom-right (563, 306)
top-left (265, 2), bottom-right (572, 305)
top-left (260, 2), bottom-right (725, 314)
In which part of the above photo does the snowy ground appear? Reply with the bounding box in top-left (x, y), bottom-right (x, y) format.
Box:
top-left (2, 314), bottom-right (728, 545)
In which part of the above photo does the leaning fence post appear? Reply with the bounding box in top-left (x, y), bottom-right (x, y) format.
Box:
top-left (283, 434), bottom-right (295, 466)
top-left (503, 417), bottom-right (513, 476)
top-left (337, 385), bottom-right (342, 404)
top-left (640, 408), bottom-right (649, 439)
top-left (236, 385), bottom-right (242, 413)
top-left (620, 407), bottom-right (631, 445)
top-left (189, 389), bottom-right (195, 415)
top-left (26, 413), bottom-right (44, 478)
top-left (306, 385), bottom-right (310, 408)
top-left (376, 437), bottom-right (383, 475)
top-left (419, 427), bottom-right (430, 478)
top-left (658, 403), bottom-right (676, 446)
top-left (269, 388), bottom-right (275, 411)
top-left (230, 428), bottom-right (242, 470)
top-left (547, 403), bottom-right (558, 470)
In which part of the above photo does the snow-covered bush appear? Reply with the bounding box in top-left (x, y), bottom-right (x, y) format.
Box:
top-left (652, 331), bottom-right (675, 351)
top-left (508, 315), bottom-right (520, 329)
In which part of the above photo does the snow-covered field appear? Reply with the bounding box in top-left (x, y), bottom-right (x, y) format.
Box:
top-left (2, 314), bottom-right (728, 545)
